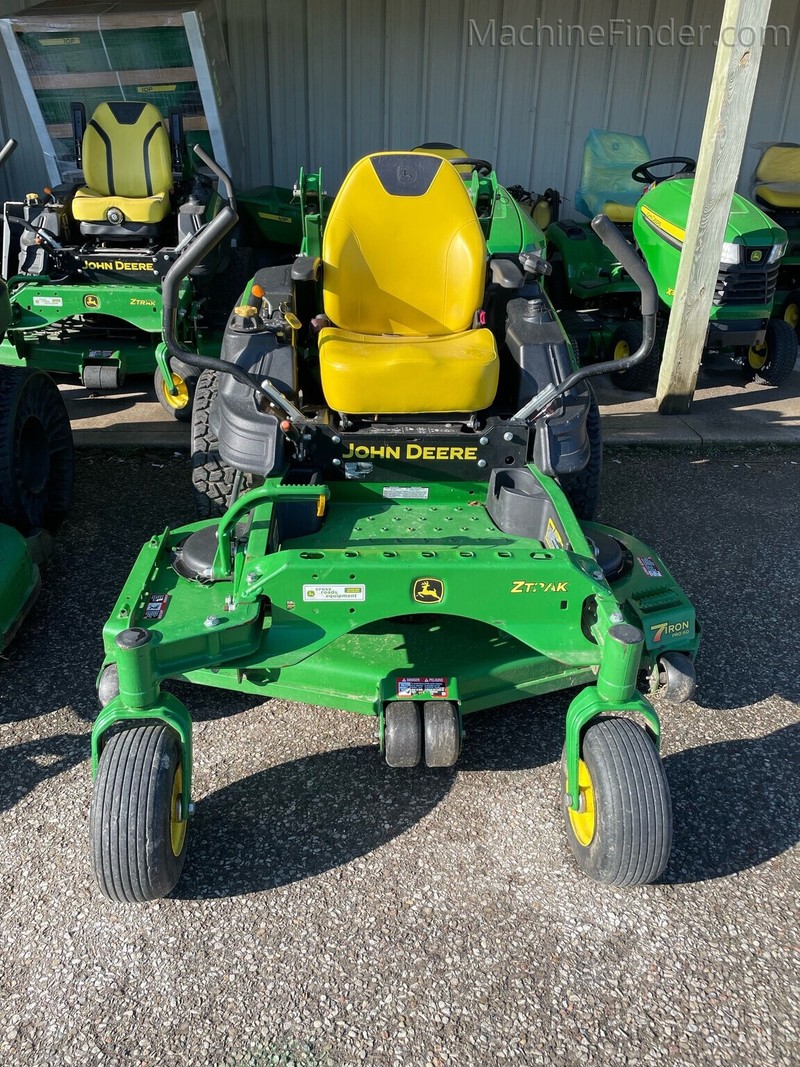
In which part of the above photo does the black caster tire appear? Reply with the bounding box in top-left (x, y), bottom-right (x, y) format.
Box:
top-left (656, 651), bottom-right (696, 704)
top-left (0, 366), bottom-right (74, 534)
top-left (89, 722), bottom-right (188, 902)
top-left (750, 318), bottom-right (797, 386)
top-left (609, 321), bottom-right (661, 392)
top-left (190, 368), bottom-right (250, 518)
top-left (384, 701), bottom-right (422, 768)
top-left (423, 700), bottom-right (461, 767)
top-left (96, 663), bottom-right (120, 707)
top-left (559, 385), bottom-right (602, 521)
top-left (562, 717), bottom-right (672, 886)
top-left (154, 361), bottom-right (197, 422)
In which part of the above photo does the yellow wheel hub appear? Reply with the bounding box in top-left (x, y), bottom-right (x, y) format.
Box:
top-left (748, 343), bottom-right (768, 371)
top-left (613, 340), bottom-right (630, 361)
top-left (784, 303), bottom-right (799, 329)
top-left (170, 765), bottom-right (187, 856)
top-left (568, 759), bottom-right (596, 847)
top-left (160, 372), bottom-right (190, 410)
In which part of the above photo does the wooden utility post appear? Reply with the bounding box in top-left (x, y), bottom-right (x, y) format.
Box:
top-left (657, 0), bottom-right (772, 414)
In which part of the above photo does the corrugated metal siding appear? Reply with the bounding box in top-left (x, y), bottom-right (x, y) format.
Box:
top-left (1, 0), bottom-right (799, 206)
top-left (224, 0), bottom-right (800, 208)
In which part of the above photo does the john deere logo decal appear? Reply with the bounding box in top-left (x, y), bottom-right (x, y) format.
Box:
top-left (750, 250), bottom-right (763, 262)
top-left (83, 294), bottom-right (100, 309)
top-left (413, 578), bottom-right (444, 604)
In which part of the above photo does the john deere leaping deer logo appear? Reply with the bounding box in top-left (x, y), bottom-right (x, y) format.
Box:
top-left (412, 578), bottom-right (444, 604)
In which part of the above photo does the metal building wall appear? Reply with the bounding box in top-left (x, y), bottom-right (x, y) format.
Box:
top-left (1, 1), bottom-right (799, 205)
top-left (0, 0), bottom-right (44, 201)
top-left (225, 0), bottom-right (800, 208)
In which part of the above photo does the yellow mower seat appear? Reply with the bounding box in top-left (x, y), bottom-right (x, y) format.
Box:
top-left (602, 200), bottom-right (636, 223)
top-left (319, 151), bottom-right (498, 415)
top-left (753, 145), bottom-right (800, 208)
top-left (72, 101), bottom-right (173, 226)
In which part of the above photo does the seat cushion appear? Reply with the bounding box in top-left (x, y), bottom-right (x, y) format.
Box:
top-left (754, 182), bottom-right (800, 209)
top-left (318, 326), bottom-right (499, 414)
top-left (72, 186), bottom-right (171, 224)
top-left (603, 200), bottom-right (636, 223)
top-left (754, 146), bottom-right (800, 208)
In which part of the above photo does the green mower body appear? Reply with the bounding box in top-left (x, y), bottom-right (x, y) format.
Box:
top-left (548, 130), bottom-right (796, 389)
top-left (0, 102), bottom-right (245, 419)
top-left (90, 151), bottom-right (699, 901)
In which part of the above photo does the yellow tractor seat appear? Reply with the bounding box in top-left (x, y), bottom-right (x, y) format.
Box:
top-left (412, 142), bottom-right (473, 177)
top-left (319, 151), bottom-right (499, 415)
top-left (754, 145), bottom-right (800, 209)
top-left (602, 200), bottom-right (636, 223)
top-left (71, 101), bottom-right (173, 232)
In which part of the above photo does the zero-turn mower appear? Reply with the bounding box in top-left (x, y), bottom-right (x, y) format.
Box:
top-left (548, 129), bottom-right (797, 390)
top-left (0, 139), bottom-right (74, 650)
top-left (0, 100), bottom-right (245, 420)
top-left (89, 149), bottom-right (700, 902)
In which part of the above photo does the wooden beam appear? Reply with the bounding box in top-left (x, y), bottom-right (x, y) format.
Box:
top-left (656, 0), bottom-right (773, 414)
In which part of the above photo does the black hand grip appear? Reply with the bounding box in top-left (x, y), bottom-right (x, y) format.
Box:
top-left (591, 213), bottom-right (658, 317)
top-left (0, 138), bottom-right (18, 168)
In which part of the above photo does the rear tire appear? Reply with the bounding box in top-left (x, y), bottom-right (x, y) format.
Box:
top-left (609, 321), bottom-right (661, 391)
top-left (89, 722), bottom-right (188, 903)
top-left (559, 386), bottom-right (602, 521)
top-left (562, 717), bottom-right (672, 886)
top-left (191, 368), bottom-right (249, 518)
top-left (0, 366), bottom-right (74, 533)
top-left (751, 318), bottom-right (797, 385)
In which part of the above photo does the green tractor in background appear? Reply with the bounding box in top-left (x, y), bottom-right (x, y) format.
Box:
top-left (0, 140), bottom-right (74, 651)
top-left (0, 100), bottom-right (251, 420)
top-left (547, 129), bottom-right (797, 391)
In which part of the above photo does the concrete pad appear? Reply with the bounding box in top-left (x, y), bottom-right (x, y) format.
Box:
top-left (57, 358), bottom-right (800, 450)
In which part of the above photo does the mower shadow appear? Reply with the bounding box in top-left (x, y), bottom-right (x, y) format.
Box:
top-left (0, 733), bottom-right (85, 813)
top-left (663, 722), bottom-right (800, 883)
top-left (173, 699), bottom-right (565, 900)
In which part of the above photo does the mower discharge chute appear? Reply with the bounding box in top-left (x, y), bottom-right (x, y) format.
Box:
top-left (89, 149), bottom-right (700, 903)
top-left (0, 138), bottom-right (74, 650)
top-left (548, 128), bottom-right (797, 390)
top-left (0, 101), bottom-right (245, 419)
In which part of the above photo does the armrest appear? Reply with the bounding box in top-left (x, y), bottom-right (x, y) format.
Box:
top-left (291, 255), bottom-right (321, 282)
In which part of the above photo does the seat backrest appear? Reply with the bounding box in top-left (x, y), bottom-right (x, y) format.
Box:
top-left (82, 101), bottom-right (172, 200)
top-left (575, 128), bottom-right (651, 218)
top-left (756, 144), bottom-right (800, 183)
top-left (412, 142), bottom-right (472, 176)
top-left (322, 152), bottom-right (487, 336)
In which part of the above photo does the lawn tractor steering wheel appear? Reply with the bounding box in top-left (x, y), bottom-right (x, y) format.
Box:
top-left (451, 157), bottom-right (494, 176)
top-left (632, 157), bottom-right (696, 184)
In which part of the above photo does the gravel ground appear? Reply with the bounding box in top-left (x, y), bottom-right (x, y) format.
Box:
top-left (0, 445), bottom-right (798, 1067)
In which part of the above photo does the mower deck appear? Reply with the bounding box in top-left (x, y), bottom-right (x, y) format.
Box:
top-left (98, 474), bottom-right (697, 720)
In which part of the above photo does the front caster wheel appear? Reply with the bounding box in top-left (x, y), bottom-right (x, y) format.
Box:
top-left (384, 701), bottom-right (422, 768)
top-left (154, 361), bottom-right (197, 422)
top-left (89, 722), bottom-right (188, 902)
top-left (562, 717), bottom-right (672, 886)
top-left (423, 700), bottom-right (461, 767)
top-left (653, 651), bottom-right (696, 704)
